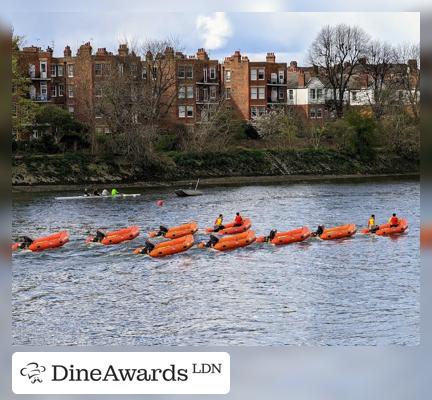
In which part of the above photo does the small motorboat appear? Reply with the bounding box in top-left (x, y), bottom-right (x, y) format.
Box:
top-left (11, 231), bottom-right (70, 252)
top-left (320, 224), bottom-right (357, 240)
top-left (199, 230), bottom-right (256, 251)
top-left (86, 226), bottom-right (140, 245)
top-left (361, 218), bottom-right (408, 236)
top-left (175, 179), bottom-right (203, 197)
top-left (134, 235), bottom-right (195, 257)
top-left (148, 222), bottom-right (198, 239)
top-left (256, 226), bottom-right (311, 245)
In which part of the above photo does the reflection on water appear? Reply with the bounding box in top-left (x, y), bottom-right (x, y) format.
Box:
top-left (12, 178), bottom-right (420, 345)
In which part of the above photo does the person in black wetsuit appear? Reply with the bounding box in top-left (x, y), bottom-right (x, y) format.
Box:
top-left (312, 225), bottom-right (324, 237)
top-left (264, 229), bottom-right (278, 242)
top-left (154, 226), bottom-right (169, 237)
top-left (138, 240), bottom-right (156, 254)
top-left (92, 230), bottom-right (106, 242)
top-left (93, 189), bottom-right (101, 196)
top-left (205, 235), bottom-right (220, 248)
top-left (18, 236), bottom-right (33, 249)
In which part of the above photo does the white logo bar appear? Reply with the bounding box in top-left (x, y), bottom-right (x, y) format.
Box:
top-left (12, 352), bottom-right (230, 394)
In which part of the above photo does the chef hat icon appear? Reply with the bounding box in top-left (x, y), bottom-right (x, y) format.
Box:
top-left (20, 362), bottom-right (46, 383)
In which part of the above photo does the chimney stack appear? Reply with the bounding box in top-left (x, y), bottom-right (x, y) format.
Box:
top-left (196, 48), bottom-right (209, 61)
top-left (77, 42), bottom-right (92, 56)
top-left (289, 61), bottom-right (298, 71)
top-left (64, 45), bottom-right (72, 57)
top-left (233, 50), bottom-right (241, 62)
top-left (408, 59), bottom-right (418, 70)
top-left (266, 52), bottom-right (276, 63)
top-left (118, 44), bottom-right (129, 57)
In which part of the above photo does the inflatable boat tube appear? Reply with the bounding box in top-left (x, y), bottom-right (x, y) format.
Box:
top-left (27, 231), bottom-right (70, 252)
top-left (256, 226), bottom-right (311, 245)
top-left (134, 235), bottom-right (194, 257)
top-left (206, 218), bottom-right (252, 235)
top-left (87, 226), bottom-right (140, 245)
top-left (213, 230), bottom-right (256, 251)
top-left (149, 222), bottom-right (198, 239)
top-left (320, 224), bottom-right (356, 240)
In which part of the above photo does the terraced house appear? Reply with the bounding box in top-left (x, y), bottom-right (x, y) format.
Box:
top-left (13, 42), bottom-right (420, 139)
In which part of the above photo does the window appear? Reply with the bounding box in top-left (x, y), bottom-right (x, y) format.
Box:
top-left (186, 66), bottom-right (193, 79)
top-left (251, 87), bottom-right (257, 100)
top-left (310, 88), bottom-right (316, 100)
top-left (203, 68), bottom-right (208, 82)
top-left (104, 127), bottom-right (111, 134)
top-left (258, 68), bottom-right (265, 80)
top-left (289, 89), bottom-right (294, 100)
top-left (131, 64), bottom-right (137, 76)
top-left (270, 73), bottom-right (277, 83)
top-left (309, 108), bottom-right (316, 118)
top-left (251, 106), bottom-right (257, 118)
top-left (258, 87), bottom-right (265, 99)
top-left (118, 64), bottom-right (124, 76)
top-left (278, 70), bottom-right (284, 83)
top-left (250, 69), bottom-right (257, 80)
top-left (95, 64), bottom-right (102, 76)
top-left (317, 88), bottom-right (323, 99)
top-left (278, 87), bottom-right (284, 99)
top-left (95, 127), bottom-right (103, 134)
top-left (58, 84), bottom-right (64, 96)
top-left (40, 62), bottom-right (47, 78)
top-left (40, 82), bottom-right (47, 99)
top-left (186, 106), bottom-right (194, 117)
top-left (317, 108), bottom-right (323, 118)
top-left (68, 85), bottom-right (74, 98)
top-left (225, 70), bottom-right (231, 82)
top-left (95, 85), bottom-right (103, 97)
top-left (142, 66), bottom-right (147, 80)
top-left (57, 65), bottom-right (64, 77)
top-left (352, 91), bottom-right (357, 101)
top-left (50, 65), bottom-right (56, 77)
top-left (67, 64), bottom-right (74, 77)
top-left (152, 66), bottom-right (157, 80)
top-left (51, 85), bottom-right (57, 97)
top-left (187, 86), bottom-right (194, 99)
top-left (258, 107), bottom-right (266, 116)
top-left (203, 88), bottom-right (208, 101)
top-left (178, 66), bottom-right (185, 79)
top-left (68, 106), bottom-right (74, 113)
top-left (210, 85), bottom-right (217, 99)
top-left (178, 105), bottom-right (186, 118)
top-left (225, 87), bottom-right (231, 99)
top-left (178, 86), bottom-right (186, 99)
top-left (29, 64), bottom-right (36, 78)
top-left (210, 67), bottom-right (216, 79)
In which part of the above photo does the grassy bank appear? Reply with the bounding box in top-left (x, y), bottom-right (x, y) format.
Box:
top-left (12, 148), bottom-right (419, 186)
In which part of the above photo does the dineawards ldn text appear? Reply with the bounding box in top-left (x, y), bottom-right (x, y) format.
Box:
top-left (52, 364), bottom-right (190, 382)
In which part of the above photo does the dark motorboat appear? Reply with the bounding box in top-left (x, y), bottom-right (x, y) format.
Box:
top-left (175, 179), bottom-right (203, 197)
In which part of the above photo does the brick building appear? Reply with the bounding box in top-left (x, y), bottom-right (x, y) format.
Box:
top-left (14, 42), bottom-right (419, 139)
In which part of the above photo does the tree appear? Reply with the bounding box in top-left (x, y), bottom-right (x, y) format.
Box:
top-left (182, 95), bottom-right (243, 152)
top-left (96, 39), bottom-right (180, 162)
top-left (364, 40), bottom-right (397, 118)
top-left (309, 24), bottom-right (370, 118)
top-left (393, 43), bottom-right (420, 121)
top-left (12, 35), bottom-right (39, 136)
top-left (253, 107), bottom-right (300, 148)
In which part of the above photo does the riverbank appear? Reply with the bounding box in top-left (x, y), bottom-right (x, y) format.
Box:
top-left (13, 148), bottom-right (419, 190)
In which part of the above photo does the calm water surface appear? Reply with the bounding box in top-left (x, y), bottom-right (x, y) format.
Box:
top-left (12, 178), bottom-right (420, 345)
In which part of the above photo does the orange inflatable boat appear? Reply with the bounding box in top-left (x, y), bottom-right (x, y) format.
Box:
top-left (148, 222), bottom-right (198, 239)
top-left (206, 218), bottom-right (252, 235)
top-left (87, 226), bottom-right (140, 245)
top-left (202, 230), bottom-right (256, 251)
top-left (361, 218), bottom-right (408, 236)
top-left (256, 226), bottom-right (311, 245)
top-left (133, 234), bottom-right (194, 257)
top-left (320, 224), bottom-right (357, 240)
top-left (22, 231), bottom-right (70, 252)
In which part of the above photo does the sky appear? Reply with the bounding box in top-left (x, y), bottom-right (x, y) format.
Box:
top-left (3, 2), bottom-right (422, 65)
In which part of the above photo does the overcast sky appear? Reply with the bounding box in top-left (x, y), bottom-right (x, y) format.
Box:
top-left (4, 1), bottom-right (421, 65)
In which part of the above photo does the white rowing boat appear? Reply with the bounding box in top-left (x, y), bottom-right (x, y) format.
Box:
top-left (55, 194), bottom-right (141, 200)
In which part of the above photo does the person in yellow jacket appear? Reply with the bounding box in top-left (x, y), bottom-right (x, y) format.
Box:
top-left (213, 214), bottom-right (224, 232)
top-left (111, 188), bottom-right (120, 196)
top-left (368, 214), bottom-right (379, 233)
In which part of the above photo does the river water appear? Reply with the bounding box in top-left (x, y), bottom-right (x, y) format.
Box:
top-left (12, 177), bottom-right (420, 346)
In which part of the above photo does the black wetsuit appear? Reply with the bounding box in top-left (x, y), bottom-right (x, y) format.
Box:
top-left (19, 236), bottom-right (33, 249)
top-left (139, 240), bottom-right (155, 254)
top-left (93, 230), bottom-right (106, 242)
top-left (156, 226), bottom-right (169, 237)
top-left (314, 226), bottom-right (324, 237)
top-left (206, 235), bottom-right (219, 248)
